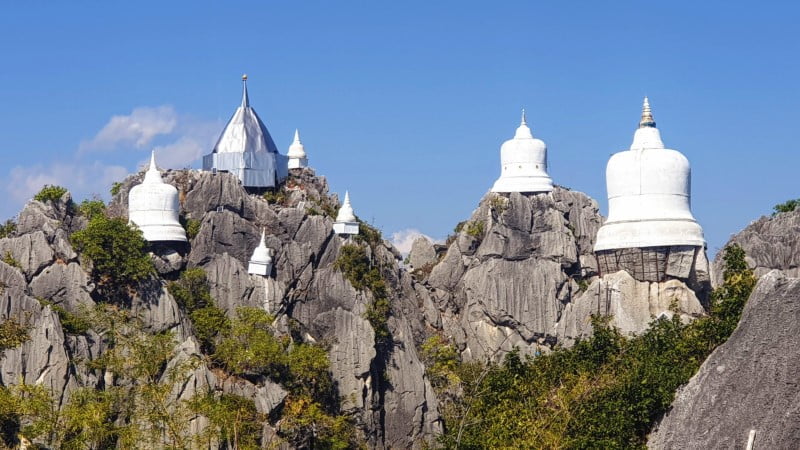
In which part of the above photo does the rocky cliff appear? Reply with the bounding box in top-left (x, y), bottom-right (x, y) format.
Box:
top-left (648, 270), bottom-right (800, 449)
top-left (712, 209), bottom-right (800, 286)
top-left (0, 168), bottom-right (440, 448)
top-left (408, 188), bottom-right (710, 360)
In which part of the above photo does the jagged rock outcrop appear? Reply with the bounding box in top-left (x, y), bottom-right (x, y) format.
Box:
top-left (407, 236), bottom-right (437, 270)
top-left (648, 270), bottom-right (800, 449)
top-left (556, 270), bottom-right (706, 344)
top-left (712, 209), bottom-right (800, 286)
top-left (418, 188), bottom-right (603, 360)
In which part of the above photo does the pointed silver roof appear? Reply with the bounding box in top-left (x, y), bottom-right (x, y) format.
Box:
top-left (212, 75), bottom-right (279, 154)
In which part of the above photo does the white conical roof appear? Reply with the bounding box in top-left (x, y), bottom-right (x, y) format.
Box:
top-left (128, 151), bottom-right (187, 242)
top-left (249, 229), bottom-right (273, 264)
top-left (212, 75), bottom-right (279, 155)
top-left (594, 98), bottom-right (704, 251)
top-left (491, 109), bottom-right (553, 193)
top-left (335, 191), bottom-right (357, 223)
top-left (287, 129), bottom-right (307, 159)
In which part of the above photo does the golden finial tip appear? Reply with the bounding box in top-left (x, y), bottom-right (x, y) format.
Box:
top-left (242, 74), bottom-right (248, 81)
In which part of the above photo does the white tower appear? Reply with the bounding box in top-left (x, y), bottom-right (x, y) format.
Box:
top-left (594, 98), bottom-right (705, 253)
top-left (491, 109), bottom-right (553, 193)
top-left (333, 191), bottom-right (359, 235)
top-left (202, 75), bottom-right (288, 188)
top-left (128, 152), bottom-right (188, 243)
top-left (248, 229), bottom-right (274, 276)
top-left (287, 129), bottom-right (308, 169)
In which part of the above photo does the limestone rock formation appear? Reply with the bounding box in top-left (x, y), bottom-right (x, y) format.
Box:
top-left (648, 270), bottom-right (800, 449)
top-left (712, 209), bottom-right (800, 286)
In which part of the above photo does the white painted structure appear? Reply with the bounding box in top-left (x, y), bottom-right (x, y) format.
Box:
top-left (248, 229), bottom-right (274, 276)
top-left (202, 75), bottom-right (288, 188)
top-left (491, 110), bottom-right (553, 193)
top-left (333, 191), bottom-right (359, 235)
top-left (287, 129), bottom-right (308, 169)
top-left (594, 98), bottom-right (705, 251)
top-left (128, 152), bottom-right (188, 243)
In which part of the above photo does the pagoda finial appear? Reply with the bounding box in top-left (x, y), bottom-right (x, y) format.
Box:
top-left (241, 74), bottom-right (250, 108)
top-left (521, 108), bottom-right (527, 126)
top-left (293, 129), bottom-right (301, 144)
top-left (639, 96), bottom-right (656, 128)
top-left (149, 150), bottom-right (157, 171)
top-left (344, 190), bottom-right (351, 205)
top-left (259, 227), bottom-right (266, 247)
top-left (143, 150), bottom-right (163, 183)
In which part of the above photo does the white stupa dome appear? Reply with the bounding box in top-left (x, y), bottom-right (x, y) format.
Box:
top-left (594, 98), bottom-right (705, 252)
top-left (128, 152), bottom-right (187, 242)
top-left (287, 129), bottom-right (308, 169)
top-left (491, 109), bottom-right (553, 193)
top-left (333, 191), bottom-right (359, 235)
top-left (248, 229), bottom-right (274, 276)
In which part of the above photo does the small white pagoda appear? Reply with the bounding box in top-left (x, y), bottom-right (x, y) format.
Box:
top-left (491, 109), bottom-right (553, 194)
top-left (128, 152), bottom-right (187, 243)
top-left (248, 229), bottom-right (274, 276)
top-left (333, 191), bottom-right (359, 235)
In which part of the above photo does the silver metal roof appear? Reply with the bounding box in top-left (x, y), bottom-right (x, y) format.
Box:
top-left (211, 75), bottom-right (279, 155)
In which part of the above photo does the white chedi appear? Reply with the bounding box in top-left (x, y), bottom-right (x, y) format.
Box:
top-left (248, 229), bottom-right (274, 276)
top-left (594, 98), bottom-right (705, 251)
top-left (491, 109), bottom-right (553, 193)
top-left (128, 151), bottom-right (187, 242)
top-left (287, 129), bottom-right (308, 169)
top-left (333, 191), bottom-right (359, 235)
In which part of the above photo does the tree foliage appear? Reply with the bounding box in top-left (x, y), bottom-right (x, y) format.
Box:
top-left (0, 219), bottom-right (15, 239)
top-left (70, 215), bottom-right (154, 287)
top-left (33, 185), bottom-right (68, 203)
top-left (773, 198), bottom-right (800, 214)
top-left (334, 244), bottom-right (391, 344)
top-left (440, 244), bottom-right (757, 448)
top-left (77, 199), bottom-right (106, 221)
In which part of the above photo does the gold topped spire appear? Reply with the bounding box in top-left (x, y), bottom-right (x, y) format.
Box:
top-left (639, 96), bottom-right (656, 128)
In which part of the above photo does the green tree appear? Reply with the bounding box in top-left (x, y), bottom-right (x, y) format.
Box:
top-left (70, 215), bottom-right (154, 287)
top-left (189, 393), bottom-right (263, 450)
top-left (34, 185), bottom-right (68, 203)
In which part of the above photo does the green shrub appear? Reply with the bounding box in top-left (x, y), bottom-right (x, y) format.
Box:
top-left (453, 221), bottom-right (466, 234)
top-left (0, 319), bottom-right (29, 351)
top-left (167, 268), bottom-right (228, 353)
top-left (34, 185), bottom-right (68, 203)
top-left (184, 218), bottom-right (201, 240)
top-left (0, 220), bottom-right (15, 239)
top-left (773, 198), bottom-right (800, 214)
top-left (355, 221), bottom-right (383, 248)
top-left (189, 393), bottom-right (263, 450)
top-left (70, 216), bottom-right (154, 286)
top-left (110, 182), bottom-right (122, 197)
top-left (213, 307), bottom-right (286, 377)
top-left (1, 252), bottom-right (20, 270)
top-left (263, 190), bottom-right (287, 205)
top-left (38, 300), bottom-right (90, 335)
top-left (465, 221), bottom-right (485, 238)
top-left (77, 199), bottom-right (106, 220)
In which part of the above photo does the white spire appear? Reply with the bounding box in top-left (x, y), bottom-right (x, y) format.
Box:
top-left (631, 97), bottom-right (664, 150)
top-left (336, 191), bottom-right (357, 223)
top-left (248, 227), bottom-right (273, 276)
top-left (287, 128), bottom-right (309, 169)
top-left (514, 109), bottom-right (534, 139)
top-left (143, 151), bottom-right (163, 183)
top-left (241, 74), bottom-right (249, 108)
top-left (639, 96), bottom-right (655, 128)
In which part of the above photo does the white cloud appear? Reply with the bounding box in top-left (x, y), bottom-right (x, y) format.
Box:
top-left (390, 228), bottom-right (440, 256)
top-left (79, 105), bottom-right (177, 152)
top-left (7, 161), bottom-right (129, 205)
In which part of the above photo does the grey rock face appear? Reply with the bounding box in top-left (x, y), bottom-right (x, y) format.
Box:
top-left (421, 188), bottom-right (603, 360)
top-left (556, 270), bottom-right (706, 345)
top-left (712, 210), bottom-right (800, 286)
top-left (648, 271), bottom-right (800, 449)
top-left (408, 236), bottom-right (437, 270)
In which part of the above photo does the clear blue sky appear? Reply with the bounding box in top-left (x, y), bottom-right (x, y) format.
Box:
top-left (1, 1), bottom-right (799, 256)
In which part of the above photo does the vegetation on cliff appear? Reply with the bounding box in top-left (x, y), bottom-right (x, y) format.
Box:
top-left (432, 244), bottom-right (756, 448)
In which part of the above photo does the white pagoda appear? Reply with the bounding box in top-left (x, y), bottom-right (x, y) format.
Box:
top-left (128, 152), bottom-right (187, 243)
top-left (491, 110), bottom-right (553, 194)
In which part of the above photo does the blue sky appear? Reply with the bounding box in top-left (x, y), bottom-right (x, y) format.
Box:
top-left (1, 2), bottom-right (799, 256)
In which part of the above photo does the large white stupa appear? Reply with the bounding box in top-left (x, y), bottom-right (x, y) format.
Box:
top-left (333, 191), bottom-right (359, 235)
top-left (248, 229), bottom-right (274, 276)
top-left (594, 98), bottom-right (705, 253)
top-left (287, 129), bottom-right (308, 170)
top-left (202, 75), bottom-right (288, 188)
top-left (491, 110), bottom-right (553, 194)
top-left (128, 152), bottom-right (187, 243)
